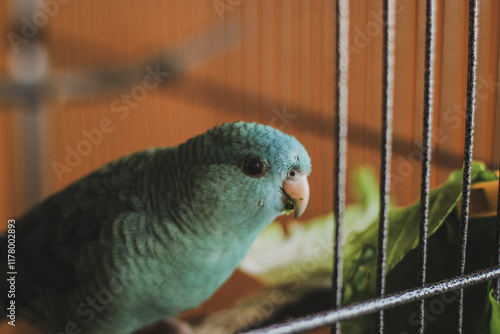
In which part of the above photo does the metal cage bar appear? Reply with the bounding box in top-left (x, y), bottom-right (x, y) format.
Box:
top-left (376, 0), bottom-right (396, 332)
top-left (239, 1), bottom-right (496, 333)
top-left (242, 267), bottom-right (500, 334)
top-left (456, 0), bottom-right (479, 332)
top-left (416, 0), bottom-right (437, 332)
top-left (332, 0), bottom-right (349, 333)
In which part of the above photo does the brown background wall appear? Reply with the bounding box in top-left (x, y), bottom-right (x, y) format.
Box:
top-left (0, 1), bottom-right (499, 333)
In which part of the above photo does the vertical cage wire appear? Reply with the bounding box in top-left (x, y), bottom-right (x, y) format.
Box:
top-left (416, 0), bottom-right (437, 332)
top-left (376, 0), bottom-right (396, 332)
top-left (239, 1), bottom-right (500, 333)
top-left (456, 0), bottom-right (479, 332)
top-left (332, 0), bottom-right (349, 333)
top-left (9, 0), bottom-right (50, 211)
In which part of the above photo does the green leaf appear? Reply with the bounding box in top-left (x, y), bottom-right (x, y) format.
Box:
top-left (342, 161), bottom-right (497, 304)
top-left (490, 290), bottom-right (500, 333)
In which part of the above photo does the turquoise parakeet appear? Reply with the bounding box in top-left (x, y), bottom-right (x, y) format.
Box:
top-left (0, 122), bottom-right (311, 334)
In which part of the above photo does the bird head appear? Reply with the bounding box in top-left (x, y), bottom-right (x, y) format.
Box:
top-left (177, 122), bottom-right (311, 236)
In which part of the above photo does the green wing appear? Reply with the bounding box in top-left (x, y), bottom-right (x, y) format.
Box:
top-left (3, 152), bottom-right (157, 326)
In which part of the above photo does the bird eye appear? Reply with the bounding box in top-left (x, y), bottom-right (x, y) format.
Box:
top-left (288, 170), bottom-right (297, 179)
top-left (240, 156), bottom-right (266, 177)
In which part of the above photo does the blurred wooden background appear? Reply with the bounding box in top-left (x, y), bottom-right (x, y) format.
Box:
top-left (0, 0), bottom-right (499, 333)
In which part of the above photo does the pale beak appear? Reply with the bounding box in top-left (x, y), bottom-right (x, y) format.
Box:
top-left (282, 174), bottom-right (310, 218)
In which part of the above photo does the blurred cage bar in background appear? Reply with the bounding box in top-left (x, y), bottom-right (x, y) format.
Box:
top-left (243, 0), bottom-right (500, 333)
top-left (1, 1), bottom-right (500, 334)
